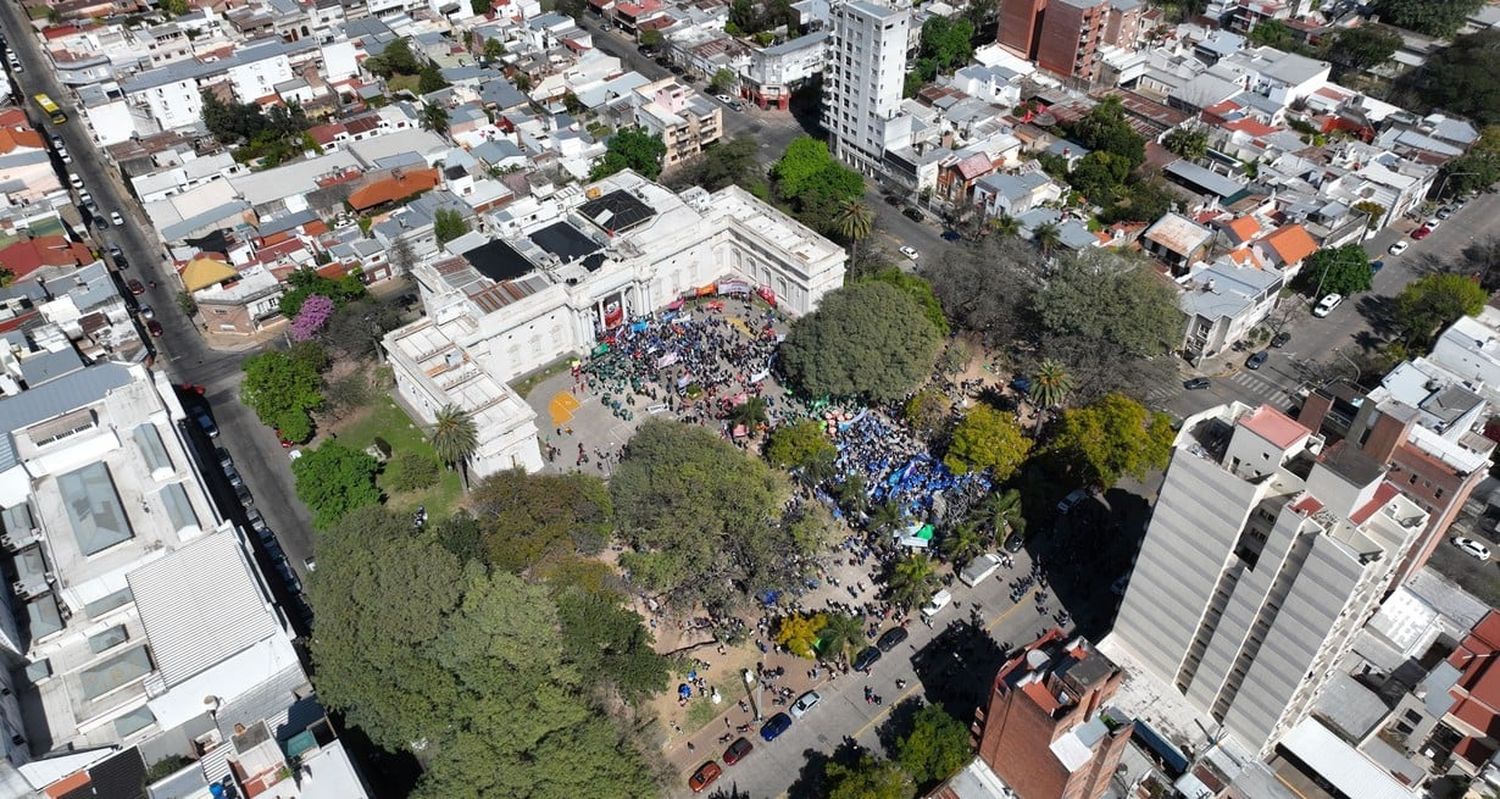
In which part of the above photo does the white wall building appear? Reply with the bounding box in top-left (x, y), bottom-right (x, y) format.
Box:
top-left (384, 170), bottom-right (847, 477)
top-left (823, 0), bottom-right (909, 176)
top-left (1109, 403), bottom-right (1430, 757)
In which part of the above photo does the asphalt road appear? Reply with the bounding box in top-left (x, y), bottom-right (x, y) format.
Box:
top-left (0, 10), bottom-right (317, 601)
top-left (1149, 190), bottom-right (1500, 422)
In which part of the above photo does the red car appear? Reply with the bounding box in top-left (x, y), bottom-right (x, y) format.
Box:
top-left (688, 761), bottom-right (722, 793)
top-left (145, 319), bottom-right (163, 337)
top-left (1412, 226), bottom-right (1432, 240)
top-left (126, 279), bottom-right (145, 295)
top-left (723, 736), bottom-right (753, 766)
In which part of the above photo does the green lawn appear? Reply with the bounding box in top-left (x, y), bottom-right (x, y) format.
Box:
top-left (336, 396), bottom-right (463, 519)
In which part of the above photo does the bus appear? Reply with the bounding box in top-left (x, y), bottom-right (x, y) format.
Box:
top-left (33, 93), bottom-right (64, 125)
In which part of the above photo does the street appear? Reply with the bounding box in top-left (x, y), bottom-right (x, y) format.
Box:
top-left (0, 7), bottom-right (318, 593)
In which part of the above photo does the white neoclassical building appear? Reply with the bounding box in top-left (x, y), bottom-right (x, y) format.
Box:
top-left (384, 170), bottom-right (847, 476)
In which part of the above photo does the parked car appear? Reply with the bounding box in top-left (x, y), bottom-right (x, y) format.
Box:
top-left (759, 712), bottom-right (793, 742)
top-left (722, 737), bottom-right (753, 766)
top-left (1313, 293), bottom-right (1344, 318)
top-left (1183, 377), bottom-right (1211, 390)
top-left (884, 194), bottom-right (901, 206)
top-left (1388, 240), bottom-right (1409, 256)
top-left (1412, 225), bottom-right (1432, 241)
top-left (1245, 350), bottom-right (1269, 369)
top-left (1057, 488), bottom-right (1089, 514)
top-left (195, 410), bottom-right (219, 438)
top-left (940, 230), bottom-right (962, 242)
top-left (303, 556), bottom-right (317, 572)
top-left (223, 465), bottom-right (244, 488)
top-left (714, 93), bottom-right (734, 104)
top-left (876, 626), bottom-right (909, 652)
top-left (138, 304), bottom-right (154, 320)
top-left (216, 447), bottom-right (234, 469)
top-left (959, 552), bottom-right (1003, 587)
top-left (233, 483), bottom-right (252, 507)
top-left (146, 319), bottom-right (163, 337)
top-left (110, 211), bottom-right (124, 226)
top-left (899, 246), bottom-right (919, 260)
top-left (126, 278), bottom-right (146, 295)
top-left (902, 207), bottom-right (924, 222)
top-left (1425, 218), bottom-right (1442, 230)
top-left (57, 147), bottom-right (68, 163)
top-left (1452, 536), bottom-right (1491, 561)
top-left (1369, 260), bottom-right (1385, 276)
top-left (852, 646), bottom-right (882, 673)
top-left (1270, 330), bottom-right (1292, 347)
top-left (789, 690), bottom-right (822, 718)
top-left (1004, 532), bottom-right (1025, 553)
top-left (68, 174), bottom-right (82, 189)
top-left (688, 761), bottom-right (722, 793)
top-left (276, 561), bottom-right (303, 593)
top-left (1437, 206), bottom-right (1455, 220)
top-left (107, 244), bottom-right (123, 261)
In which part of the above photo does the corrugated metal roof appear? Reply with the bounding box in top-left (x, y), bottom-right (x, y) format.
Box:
top-left (127, 532), bottom-right (280, 687)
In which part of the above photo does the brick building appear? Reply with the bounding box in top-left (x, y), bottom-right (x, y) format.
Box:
top-left (964, 629), bottom-right (1133, 799)
top-left (996, 0), bottom-right (1142, 82)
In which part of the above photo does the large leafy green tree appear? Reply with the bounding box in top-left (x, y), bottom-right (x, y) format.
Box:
top-left (468, 469), bottom-right (613, 570)
top-left (1066, 96), bottom-right (1146, 171)
top-left (1394, 273), bottom-right (1487, 347)
top-left (825, 755), bottom-right (916, 799)
top-left (291, 442), bottom-right (382, 529)
top-left (1294, 244), bottom-right (1373, 297)
top-left (553, 585), bottom-right (670, 703)
top-left (780, 282), bottom-right (942, 401)
top-left (310, 508), bottom-right (656, 799)
top-left (1397, 30), bottom-right (1500, 123)
top-left (862, 267), bottom-right (950, 336)
top-left (1371, 0), bottom-right (1482, 37)
top-left (1049, 393), bottom-right (1175, 489)
top-left (1162, 125), bottom-right (1208, 160)
top-left (897, 704), bottom-right (973, 787)
top-left (612, 420), bottom-right (807, 612)
top-left (240, 347), bottom-right (325, 441)
top-left (591, 127), bottom-right (668, 180)
top-left (434, 208), bottom-right (470, 246)
top-left (771, 136), bottom-right (867, 232)
top-left (944, 404), bottom-right (1033, 480)
top-left (1328, 25), bottom-right (1402, 71)
top-left (765, 419), bottom-right (838, 481)
top-left (886, 554), bottom-right (940, 610)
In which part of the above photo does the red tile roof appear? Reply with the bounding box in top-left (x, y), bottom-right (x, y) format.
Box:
top-left (1240, 405), bottom-right (1310, 450)
top-left (1224, 216), bottom-right (1260, 244)
top-left (347, 168), bottom-right (441, 211)
top-left (0, 236), bottom-right (95, 279)
top-left (1261, 224), bottom-right (1318, 266)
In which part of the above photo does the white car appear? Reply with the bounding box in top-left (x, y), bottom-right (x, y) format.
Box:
top-left (1453, 536), bottom-right (1491, 561)
top-left (110, 211), bottom-right (124, 226)
top-left (1313, 293), bottom-right (1344, 317)
top-left (899, 246), bottom-right (919, 260)
top-left (58, 148), bottom-right (70, 164)
top-left (1425, 218), bottom-right (1441, 230)
top-left (789, 690), bottom-right (821, 719)
top-left (1388, 240), bottom-right (1409, 256)
top-left (714, 93), bottom-right (734, 104)
top-left (68, 174), bottom-right (82, 189)
top-left (78, 190), bottom-right (91, 205)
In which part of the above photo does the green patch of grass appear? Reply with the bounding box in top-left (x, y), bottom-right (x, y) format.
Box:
top-left (336, 396), bottom-right (463, 519)
top-left (386, 74), bottom-right (421, 96)
top-left (683, 696), bottom-right (724, 732)
top-left (512, 355), bottom-right (575, 398)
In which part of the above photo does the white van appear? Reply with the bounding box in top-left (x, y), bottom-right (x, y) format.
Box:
top-left (921, 588), bottom-right (953, 618)
top-left (959, 553), bottom-right (1002, 587)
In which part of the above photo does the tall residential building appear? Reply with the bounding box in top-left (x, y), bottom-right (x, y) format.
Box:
top-left (997, 0), bottom-right (1142, 82)
top-left (823, 0), bottom-right (910, 176)
top-left (971, 629), bottom-right (1133, 799)
top-left (1110, 403), bottom-right (1430, 756)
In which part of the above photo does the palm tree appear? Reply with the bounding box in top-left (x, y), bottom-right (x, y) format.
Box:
top-left (1033, 222), bottom-right (1062, 257)
top-left (886, 553), bottom-right (940, 610)
top-left (941, 522), bottom-right (986, 564)
top-left (1032, 359), bottom-right (1073, 411)
top-left (982, 488), bottom-right (1026, 546)
top-left (989, 213), bottom-right (1020, 238)
top-left (833, 198), bottom-right (875, 260)
top-left (817, 613), bottom-right (866, 665)
top-left (869, 499), bottom-right (904, 535)
top-left (728, 396), bottom-right (768, 428)
top-left (836, 474), bottom-right (869, 515)
top-left (420, 101), bottom-right (449, 132)
top-left (430, 404), bottom-right (478, 491)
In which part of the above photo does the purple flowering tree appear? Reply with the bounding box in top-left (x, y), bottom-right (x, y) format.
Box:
top-left (290, 294), bottom-right (334, 342)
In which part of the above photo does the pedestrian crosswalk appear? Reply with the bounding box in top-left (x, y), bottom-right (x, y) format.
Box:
top-left (1145, 371), bottom-right (1296, 410)
top-left (1227, 370), bottom-right (1293, 407)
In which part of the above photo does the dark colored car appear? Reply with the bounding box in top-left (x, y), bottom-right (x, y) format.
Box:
top-left (126, 279), bottom-right (145, 295)
top-left (1004, 532), bottom-right (1025, 554)
top-left (688, 761), bottom-right (722, 793)
top-left (902, 207), bottom-right (924, 222)
top-left (884, 194), bottom-right (901, 206)
top-left (853, 645), bottom-right (883, 672)
top-left (1245, 350), bottom-right (1269, 370)
top-left (195, 410), bottom-right (219, 438)
top-left (876, 626), bottom-right (909, 652)
top-left (1270, 331), bottom-right (1292, 348)
top-left (723, 737), bottom-right (753, 766)
top-left (760, 712), bottom-right (793, 742)
top-left (145, 319), bottom-right (163, 337)
top-left (1183, 377), bottom-right (1211, 390)
top-left (1369, 259), bottom-right (1385, 275)
top-left (940, 230), bottom-right (962, 242)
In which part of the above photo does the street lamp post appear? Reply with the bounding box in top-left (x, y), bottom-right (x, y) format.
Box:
top-left (742, 668), bottom-right (762, 722)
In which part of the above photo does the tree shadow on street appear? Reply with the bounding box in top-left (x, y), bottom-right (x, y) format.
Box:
top-left (785, 738), bottom-right (865, 799)
top-left (911, 617), bottom-right (1008, 721)
top-left (1355, 294), bottom-right (1400, 342)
